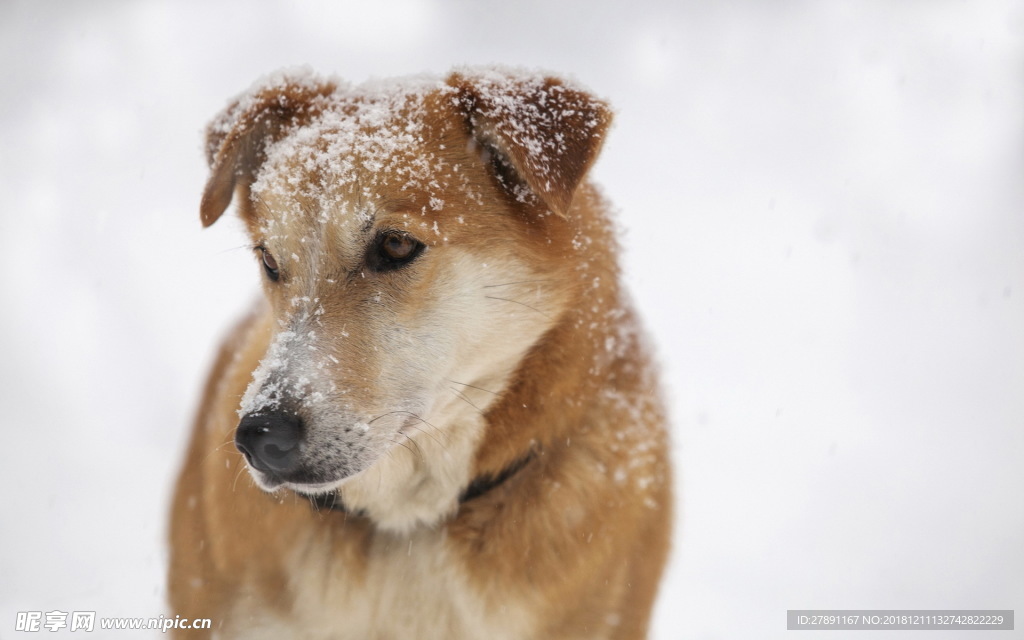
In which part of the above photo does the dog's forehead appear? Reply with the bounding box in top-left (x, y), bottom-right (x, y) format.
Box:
top-left (250, 81), bottom-right (460, 234)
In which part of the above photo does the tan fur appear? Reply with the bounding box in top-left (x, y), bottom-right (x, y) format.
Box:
top-left (170, 68), bottom-right (672, 639)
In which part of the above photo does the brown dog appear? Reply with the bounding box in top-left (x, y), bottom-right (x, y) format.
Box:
top-left (169, 67), bottom-right (672, 639)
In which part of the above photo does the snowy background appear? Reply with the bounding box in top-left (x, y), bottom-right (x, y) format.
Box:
top-left (1, 1), bottom-right (1022, 638)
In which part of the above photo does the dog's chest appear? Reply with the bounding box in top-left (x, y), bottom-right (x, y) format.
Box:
top-left (221, 527), bottom-right (534, 640)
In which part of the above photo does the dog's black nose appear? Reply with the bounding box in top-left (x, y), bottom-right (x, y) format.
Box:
top-left (235, 412), bottom-right (304, 476)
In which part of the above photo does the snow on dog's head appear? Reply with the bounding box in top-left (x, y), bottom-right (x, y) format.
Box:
top-left (200, 67), bottom-right (613, 528)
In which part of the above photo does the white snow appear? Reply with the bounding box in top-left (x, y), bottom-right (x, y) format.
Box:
top-left (240, 72), bottom-right (457, 223)
top-left (0, 2), bottom-right (1022, 640)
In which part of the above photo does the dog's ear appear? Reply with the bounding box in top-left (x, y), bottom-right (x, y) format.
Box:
top-left (449, 70), bottom-right (613, 218)
top-left (200, 78), bottom-right (336, 227)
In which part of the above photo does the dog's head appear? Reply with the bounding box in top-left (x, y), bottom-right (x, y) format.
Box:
top-left (201, 68), bottom-right (612, 505)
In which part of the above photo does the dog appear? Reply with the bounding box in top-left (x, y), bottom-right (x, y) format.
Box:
top-left (169, 67), bottom-right (672, 640)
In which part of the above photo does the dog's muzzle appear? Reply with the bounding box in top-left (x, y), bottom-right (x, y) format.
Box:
top-left (235, 412), bottom-right (304, 478)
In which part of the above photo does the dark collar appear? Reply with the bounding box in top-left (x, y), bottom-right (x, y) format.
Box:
top-left (458, 453), bottom-right (533, 504)
top-left (309, 453), bottom-right (533, 516)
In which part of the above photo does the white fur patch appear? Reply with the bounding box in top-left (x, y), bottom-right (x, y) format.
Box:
top-left (218, 529), bottom-right (536, 640)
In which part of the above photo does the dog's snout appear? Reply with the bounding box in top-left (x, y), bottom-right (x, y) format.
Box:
top-left (235, 412), bottom-right (304, 476)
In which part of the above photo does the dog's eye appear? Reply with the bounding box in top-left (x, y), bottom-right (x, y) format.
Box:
top-left (257, 247), bottom-right (280, 282)
top-left (369, 231), bottom-right (424, 272)
top-left (382, 233), bottom-right (418, 261)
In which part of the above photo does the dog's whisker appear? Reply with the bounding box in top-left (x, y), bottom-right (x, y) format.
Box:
top-left (203, 438), bottom-right (237, 464)
top-left (403, 423), bottom-right (447, 450)
top-left (231, 464), bottom-right (248, 494)
top-left (484, 295), bottom-right (551, 319)
top-left (212, 440), bottom-right (233, 452)
top-left (388, 432), bottom-right (419, 457)
top-left (449, 387), bottom-right (484, 415)
top-left (447, 379), bottom-right (501, 396)
top-left (368, 410), bottom-right (414, 426)
top-left (370, 410), bottom-right (444, 436)
top-left (399, 434), bottom-right (425, 459)
top-left (398, 413), bottom-right (452, 446)
top-left (216, 242), bottom-right (260, 256)
top-left (482, 279), bottom-right (553, 288)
